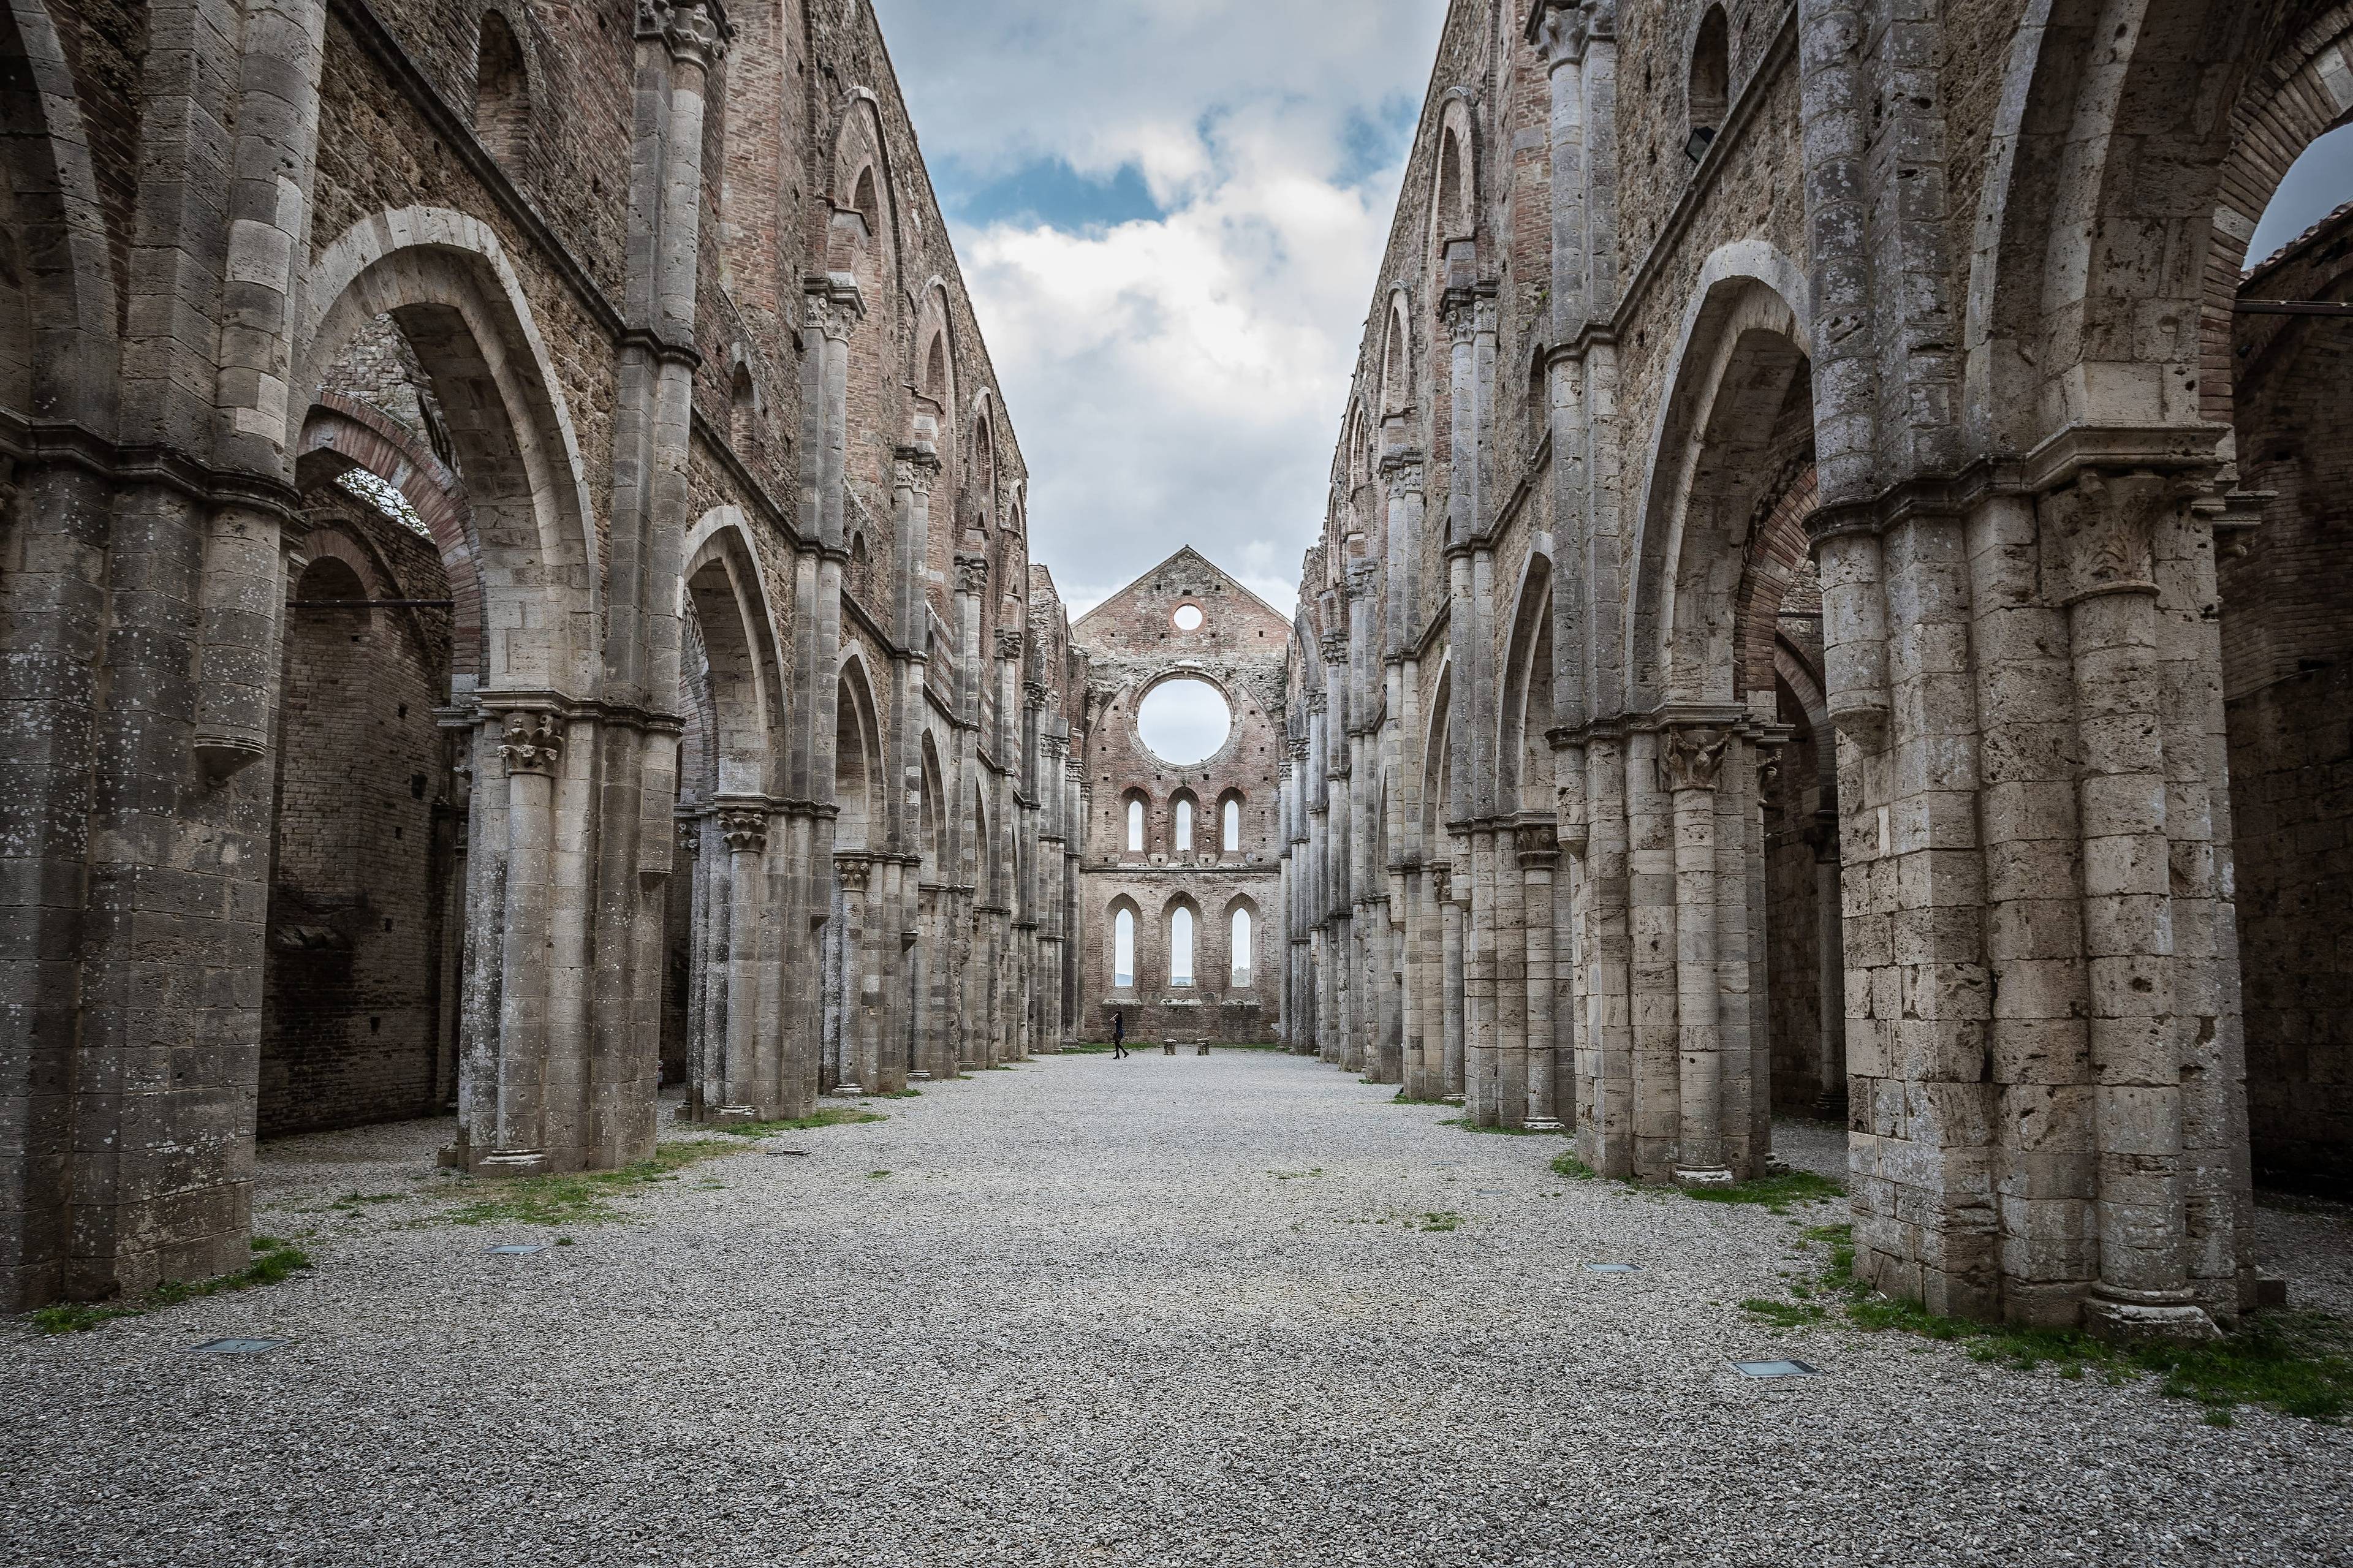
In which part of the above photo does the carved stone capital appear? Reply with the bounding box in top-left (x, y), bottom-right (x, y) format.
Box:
top-left (1658, 725), bottom-right (1729, 794)
top-left (954, 553), bottom-right (990, 596)
top-left (1515, 821), bottom-right (1560, 866)
top-left (1344, 559), bottom-right (1379, 600)
top-left (802, 287), bottom-right (861, 343)
top-left (1757, 755), bottom-right (1781, 799)
top-left (1304, 687), bottom-right (1327, 714)
top-left (676, 819), bottom-right (702, 856)
top-left (1529, 0), bottom-right (1610, 65)
top-left (835, 855), bottom-right (873, 895)
top-left (1320, 628), bottom-right (1350, 665)
top-left (498, 713), bottom-right (564, 778)
top-left (1382, 453), bottom-right (1426, 494)
top-left (1430, 863), bottom-right (1454, 904)
top-left (637, 0), bottom-right (730, 67)
top-left (1023, 680), bottom-right (1050, 710)
top-left (2038, 468), bottom-right (2189, 607)
top-left (893, 450), bottom-right (939, 496)
top-left (719, 807), bottom-right (768, 854)
top-left (995, 627), bottom-right (1026, 661)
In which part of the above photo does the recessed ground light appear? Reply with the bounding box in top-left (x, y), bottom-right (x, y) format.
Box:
top-left (1476, 1189), bottom-right (1507, 1196)
top-left (1586, 1263), bottom-right (1640, 1274)
top-left (486, 1243), bottom-right (547, 1257)
top-left (1730, 1358), bottom-right (1821, 1379)
top-left (186, 1338), bottom-right (288, 1355)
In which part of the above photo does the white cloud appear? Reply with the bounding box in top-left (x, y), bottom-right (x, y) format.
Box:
top-left (871, 0), bottom-right (1448, 620)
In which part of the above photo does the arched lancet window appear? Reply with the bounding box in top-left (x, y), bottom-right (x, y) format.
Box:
top-left (1688, 7), bottom-right (1729, 159)
top-left (1222, 797), bottom-right (1241, 852)
top-left (729, 362), bottom-right (756, 455)
top-left (1126, 797), bottom-right (1145, 853)
top-left (1169, 907), bottom-right (1195, 987)
top-left (1173, 795), bottom-right (1194, 852)
top-left (1230, 907), bottom-right (1252, 987)
top-left (474, 12), bottom-right (528, 165)
top-left (1113, 907), bottom-right (1135, 990)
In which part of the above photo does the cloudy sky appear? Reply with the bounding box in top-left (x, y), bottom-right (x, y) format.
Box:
top-left (870, 2), bottom-right (2351, 622)
top-left (871, 0), bottom-right (1447, 619)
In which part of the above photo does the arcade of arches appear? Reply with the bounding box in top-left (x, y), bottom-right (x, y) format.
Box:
top-left (1, 0), bottom-right (2352, 1357)
top-left (1279, 0), bottom-right (2353, 1339)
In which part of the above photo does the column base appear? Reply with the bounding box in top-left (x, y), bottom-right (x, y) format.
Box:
top-left (908, 1071), bottom-right (933, 1082)
top-left (476, 1149), bottom-right (551, 1179)
top-left (1441, 1093), bottom-right (1465, 1107)
top-left (710, 1105), bottom-right (762, 1126)
top-left (1673, 1167), bottom-right (1735, 1186)
top-left (1523, 1116), bottom-right (1565, 1132)
top-left (2085, 1289), bottom-right (2221, 1344)
top-left (827, 1084), bottom-right (866, 1099)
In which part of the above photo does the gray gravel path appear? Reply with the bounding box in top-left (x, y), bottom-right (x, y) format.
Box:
top-left (6, 1052), bottom-right (2351, 1568)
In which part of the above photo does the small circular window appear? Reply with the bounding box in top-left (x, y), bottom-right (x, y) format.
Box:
top-left (1172, 602), bottom-right (1205, 632)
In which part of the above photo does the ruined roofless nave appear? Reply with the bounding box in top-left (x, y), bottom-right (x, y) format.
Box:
top-left (2, 0), bottom-right (2352, 1352)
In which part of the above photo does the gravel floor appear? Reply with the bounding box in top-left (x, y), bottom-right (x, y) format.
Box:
top-left (6, 1052), bottom-right (2351, 1568)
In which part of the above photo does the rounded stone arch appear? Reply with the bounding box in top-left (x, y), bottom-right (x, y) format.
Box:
top-left (1216, 786), bottom-right (1248, 853)
top-left (1686, 3), bottom-right (1730, 142)
top-left (825, 88), bottom-right (904, 283)
top-left (1378, 289), bottom-right (1415, 416)
top-left (1627, 249), bottom-right (1814, 708)
top-left (471, 1), bottom-right (544, 167)
top-left (298, 393), bottom-right (483, 681)
top-left (1120, 786), bottom-right (1152, 855)
top-left (1221, 890), bottom-right (1262, 989)
top-left (1729, 456), bottom-right (1820, 708)
top-left (917, 729), bottom-right (947, 880)
top-left (833, 645), bottom-right (884, 850)
top-left (1429, 92), bottom-right (1479, 256)
top-left (1961, 0), bottom-right (2298, 455)
top-left (0, 0), bottom-right (119, 430)
top-left (1497, 547), bottom-right (1556, 814)
top-left (1168, 786), bottom-right (1201, 852)
top-left (1420, 652), bottom-right (1454, 850)
top-left (678, 509), bottom-right (788, 800)
top-left (1161, 890), bottom-right (1204, 988)
top-left (299, 208), bottom-right (602, 697)
top-left (1105, 892), bottom-right (1144, 991)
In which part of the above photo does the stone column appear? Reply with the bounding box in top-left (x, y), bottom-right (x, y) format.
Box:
top-left (2043, 470), bottom-right (2213, 1339)
top-left (713, 805), bottom-right (769, 1118)
top-left (1519, 822), bottom-right (1563, 1130)
top-left (1662, 725), bottom-right (1732, 1183)
top-left (1439, 865), bottom-right (1468, 1102)
top-left (485, 713), bottom-right (564, 1175)
top-left (835, 855), bottom-right (877, 1096)
top-left (1578, 735), bottom-right (1635, 1176)
top-left (1810, 814), bottom-right (1847, 1118)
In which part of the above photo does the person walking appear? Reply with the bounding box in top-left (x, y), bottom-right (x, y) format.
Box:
top-left (1112, 1010), bottom-right (1127, 1059)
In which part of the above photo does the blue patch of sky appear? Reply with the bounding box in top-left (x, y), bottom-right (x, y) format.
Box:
top-left (1338, 95), bottom-right (1423, 191)
top-left (933, 157), bottom-right (1168, 233)
top-left (2247, 124), bottom-right (2353, 265)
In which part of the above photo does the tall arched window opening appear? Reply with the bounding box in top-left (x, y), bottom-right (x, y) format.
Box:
top-left (1173, 796), bottom-right (1194, 852)
top-left (474, 12), bottom-right (528, 165)
top-left (1222, 797), bottom-right (1241, 852)
top-left (1230, 908), bottom-right (1252, 987)
top-left (1687, 7), bottom-right (1729, 161)
top-left (1126, 797), bottom-right (1145, 853)
top-left (1170, 907), bottom-right (1195, 987)
top-left (1113, 907), bottom-right (1135, 990)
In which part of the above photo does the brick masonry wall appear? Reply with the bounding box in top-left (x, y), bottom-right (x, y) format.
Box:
top-left (260, 504), bottom-right (455, 1137)
top-left (1074, 551), bottom-right (1288, 1043)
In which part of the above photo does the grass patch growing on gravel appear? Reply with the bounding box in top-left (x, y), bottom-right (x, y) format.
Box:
top-left (1743, 1222), bottom-right (2353, 1422)
top-left (1550, 1153), bottom-right (1599, 1181)
top-left (25, 1236), bottom-right (313, 1334)
top-left (1679, 1170), bottom-right (1846, 1214)
top-left (440, 1140), bottom-right (745, 1227)
top-left (711, 1107), bottom-right (887, 1137)
top-left (1442, 1116), bottom-right (1572, 1137)
top-left (1419, 1210), bottom-right (1464, 1232)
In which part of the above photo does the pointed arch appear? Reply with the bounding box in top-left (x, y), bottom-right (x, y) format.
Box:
top-left (1497, 548), bottom-right (1556, 814)
top-left (1379, 289), bottom-right (1415, 417)
top-left (680, 509), bottom-right (788, 800)
top-left (833, 648), bottom-right (883, 850)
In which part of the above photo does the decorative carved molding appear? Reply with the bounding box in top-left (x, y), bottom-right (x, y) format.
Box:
top-left (635, 0), bottom-right (731, 67)
top-left (1320, 629), bottom-right (1350, 665)
top-left (1529, 0), bottom-right (1612, 64)
top-left (995, 627), bottom-right (1025, 661)
top-left (801, 287), bottom-right (861, 343)
top-left (2038, 468), bottom-right (2186, 606)
top-left (1515, 822), bottom-right (1560, 865)
top-left (1286, 736), bottom-right (1311, 762)
top-left (1023, 680), bottom-right (1050, 710)
top-left (1344, 559), bottom-right (1379, 600)
top-left (719, 807), bottom-right (768, 854)
top-left (1657, 726), bottom-right (1729, 793)
top-left (677, 819), bottom-right (702, 856)
top-left (835, 855), bottom-right (873, 895)
top-left (954, 553), bottom-right (990, 596)
top-left (1431, 863), bottom-right (1454, 904)
top-left (498, 713), bottom-right (564, 778)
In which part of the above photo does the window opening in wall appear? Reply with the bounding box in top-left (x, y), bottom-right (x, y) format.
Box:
top-left (1172, 602), bottom-right (1205, 632)
top-left (1170, 907), bottom-right (1194, 987)
top-left (1687, 6), bottom-right (1729, 163)
top-left (1174, 797), bottom-right (1194, 852)
top-left (1126, 797), bottom-right (1145, 853)
top-left (1114, 907), bottom-right (1135, 989)
top-left (1222, 797), bottom-right (1240, 852)
top-left (1230, 907), bottom-right (1252, 987)
top-left (1135, 676), bottom-right (1231, 766)
top-left (474, 11), bottom-right (528, 165)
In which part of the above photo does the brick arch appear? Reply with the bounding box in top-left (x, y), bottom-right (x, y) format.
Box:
top-left (1730, 456), bottom-right (1818, 703)
top-left (300, 393), bottom-right (484, 681)
top-left (2199, 4), bottom-right (2353, 430)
